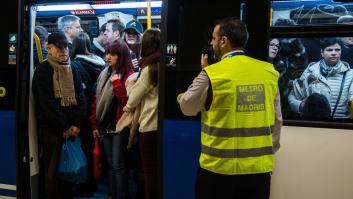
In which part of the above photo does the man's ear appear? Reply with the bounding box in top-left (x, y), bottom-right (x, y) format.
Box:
top-left (220, 36), bottom-right (228, 48)
top-left (64, 27), bottom-right (70, 36)
top-left (114, 31), bottom-right (121, 40)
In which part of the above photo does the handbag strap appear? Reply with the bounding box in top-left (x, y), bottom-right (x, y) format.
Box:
top-left (331, 71), bottom-right (347, 118)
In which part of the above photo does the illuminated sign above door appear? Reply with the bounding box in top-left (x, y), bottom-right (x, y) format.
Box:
top-left (71, 9), bottom-right (95, 15)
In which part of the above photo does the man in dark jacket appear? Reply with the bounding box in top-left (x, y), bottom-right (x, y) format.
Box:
top-left (91, 23), bottom-right (108, 59)
top-left (32, 32), bottom-right (86, 199)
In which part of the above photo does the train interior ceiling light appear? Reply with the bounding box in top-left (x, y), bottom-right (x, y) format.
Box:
top-left (36, 1), bottom-right (162, 11)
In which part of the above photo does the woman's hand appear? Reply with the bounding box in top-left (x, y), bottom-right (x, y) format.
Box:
top-left (123, 106), bottom-right (133, 112)
top-left (111, 74), bottom-right (121, 82)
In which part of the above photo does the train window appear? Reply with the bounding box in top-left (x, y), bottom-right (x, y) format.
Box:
top-left (270, 0), bottom-right (353, 128)
top-left (269, 36), bottom-right (353, 124)
top-left (271, 0), bottom-right (353, 26)
top-left (36, 17), bottom-right (99, 37)
top-left (33, 1), bottom-right (163, 40)
top-left (35, 18), bottom-right (58, 33)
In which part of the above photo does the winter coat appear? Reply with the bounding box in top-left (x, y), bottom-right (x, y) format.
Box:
top-left (288, 60), bottom-right (353, 118)
top-left (32, 60), bottom-right (87, 133)
top-left (90, 68), bottom-right (133, 131)
top-left (73, 54), bottom-right (105, 101)
top-left (125, 66), bottom-right (158, 132)
top-left (91, 38), bottom-right (105, 59)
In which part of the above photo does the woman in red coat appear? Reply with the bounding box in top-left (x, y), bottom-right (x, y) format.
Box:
top-left (90, 40), bottom-right (133, 199)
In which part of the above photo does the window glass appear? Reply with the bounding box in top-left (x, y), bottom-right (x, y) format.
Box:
top-left (268, 36), bottom-right (353, 122)
top-left (272, 0), bottom-right (353, 26)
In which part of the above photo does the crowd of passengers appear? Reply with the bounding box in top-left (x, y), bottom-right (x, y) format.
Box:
top-left (32, 14), bottom-right (160, 199)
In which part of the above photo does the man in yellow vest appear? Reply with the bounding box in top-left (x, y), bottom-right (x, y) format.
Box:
top-left (178, 17), bottom-right (283, 199)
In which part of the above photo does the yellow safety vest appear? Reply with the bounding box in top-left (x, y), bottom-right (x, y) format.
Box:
top-left (202, 54), bottom-right (279, 175)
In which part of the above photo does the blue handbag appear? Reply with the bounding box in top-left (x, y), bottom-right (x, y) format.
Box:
top-left (57, 137), bottom-right (87, 184)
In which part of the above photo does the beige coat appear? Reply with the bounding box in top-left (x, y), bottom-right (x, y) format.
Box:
top-left (116, 72), bottom-right (140, 149)
top-left (122, 66), bottom-right (158, 132)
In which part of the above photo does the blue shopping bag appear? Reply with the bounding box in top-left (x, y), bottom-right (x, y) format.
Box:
top-left (57, 137), bottom-right (87, 184)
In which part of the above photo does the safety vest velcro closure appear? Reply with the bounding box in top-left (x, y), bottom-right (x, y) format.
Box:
top-left (202, 123), bottom-right (273, 137)
top-left (201, 145), bottom-right (274, 158)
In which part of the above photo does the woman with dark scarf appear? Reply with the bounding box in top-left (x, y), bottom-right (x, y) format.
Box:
top-left (123, 28), bottom-right (161, 199)
top-left (70, 32), bottom-right (105, 196)
top-left (90, 40), bottom-right (133, 199)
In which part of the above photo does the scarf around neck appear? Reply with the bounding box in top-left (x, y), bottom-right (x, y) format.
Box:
top-left (47, 54), bottom-right (77, 106)
top-left (95, 67), bottom-right (116, 129)
top-left (319, 59), bottom-right (343, 77)
top-left (138, 51), bottom-right (161, 68)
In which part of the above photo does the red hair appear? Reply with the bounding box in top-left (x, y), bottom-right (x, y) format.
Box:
top-left (105, 40), bottom-right (133, 79)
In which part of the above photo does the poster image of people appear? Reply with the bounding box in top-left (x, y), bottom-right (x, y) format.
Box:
top-left (270, 1), bottom-right (353, 122)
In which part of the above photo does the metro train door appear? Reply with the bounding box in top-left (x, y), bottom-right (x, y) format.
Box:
top-left (27, 1), bottom-right (163, 198)
top-left (160, 0), bottom-right (270, 198)
top-left (0, 0), bottom-right (20, 196)
top-left (0, 0), bottom-right (31, 198)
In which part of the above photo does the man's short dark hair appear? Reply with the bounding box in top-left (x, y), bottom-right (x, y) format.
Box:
top-left (216, 17), bottom-right (249, 49)
top-left (99, 23), bottom-right (107, 34)
top-left (320, 38), bottom-right (341, 51)
top-left (47, 32), bottom-right (68, 48)
top-left (107, 19), bottom-right (125, 38)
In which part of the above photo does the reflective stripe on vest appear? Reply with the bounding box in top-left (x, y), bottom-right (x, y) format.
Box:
top-left (201, 145), bottom-right (274, 158)
top-left (201, 55), bottom-right (279, 175)
top-left (202, 123), bottom-right (274, 137)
